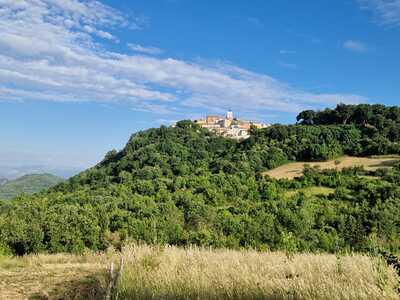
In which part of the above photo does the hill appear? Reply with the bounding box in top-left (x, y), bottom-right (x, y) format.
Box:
top-left (0, 244), bottom-right (398, 300)
top-left (0, 174), bottom-right (64, 200)
top-left (0, 104), bottom-right (399, 257)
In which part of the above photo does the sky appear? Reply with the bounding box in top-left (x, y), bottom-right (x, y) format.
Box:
top-left (0, 0), bottom-right (399, 178)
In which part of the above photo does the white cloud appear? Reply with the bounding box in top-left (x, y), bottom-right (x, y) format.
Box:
top-left (128, 43), bottom-right (163, 55)
top-left (83, 25), bottom-right (118, 41)
top-left (358, 0), bottom-right (400, 26)
top-left (0, 0), bottom-right (367, 117)
top-left (343, 40), bottom-right (368, 53)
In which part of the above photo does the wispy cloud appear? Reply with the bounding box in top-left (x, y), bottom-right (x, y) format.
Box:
top-left (278, 61), bottom-right (298, 70)
top-left (247, 17), bottom-right (264, 28)
top-left (343, 40), bottom-right (368, 53)
top-left (83, 25), bottom-right (118, 42)
top-left (128, 43), bottom-right (163, 55)
top-left (0, 0), bottom-right (367, 118)
top-left (358, 0), bottom-right (400, 26)
top-left (280, 50), bottom-right (296, 55)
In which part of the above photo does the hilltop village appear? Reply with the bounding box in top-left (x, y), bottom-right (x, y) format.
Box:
top-left (194, 110), bottom-right (270, 139)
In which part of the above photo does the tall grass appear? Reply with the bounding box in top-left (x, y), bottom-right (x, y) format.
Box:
top-left (116, 244), bottom-right (399, 300)
top-left (0, 245), bottom-right (398, 299)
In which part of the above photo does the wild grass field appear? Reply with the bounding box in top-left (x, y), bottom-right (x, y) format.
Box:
top-left (283, 186), bottom-right (335, 198)
top-left (0, 245), bottom-right (399, 300)
top-left (264, 155), bottom-right (400, 180)
top-left (0, 251), bottom-right (109, 299)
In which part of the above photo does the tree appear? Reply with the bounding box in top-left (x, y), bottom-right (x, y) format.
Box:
top-left (335, 103), bottom-right (354, 125)
top-left (353, 104), bottom-right (373, 126)
top-left (296, 110), bottom-right (316, 124)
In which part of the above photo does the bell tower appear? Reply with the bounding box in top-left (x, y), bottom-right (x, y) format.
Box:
top-left (226, 109), bottom-right (233, 120)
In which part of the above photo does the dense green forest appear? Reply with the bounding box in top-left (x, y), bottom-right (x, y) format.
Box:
top-left (0, 174), bottom-right (64, 200)
top-left (296, 103), bottom-right (400, 141)
top-left (0, 104), bottom-right (399, 256)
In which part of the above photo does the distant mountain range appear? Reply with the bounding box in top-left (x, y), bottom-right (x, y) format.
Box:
top-left (0, 174), bottom-right (64, 200)
top-left (0, 178), bottom-right (8, 186)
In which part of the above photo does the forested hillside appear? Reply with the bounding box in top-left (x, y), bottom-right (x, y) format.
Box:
top-left (0, 174), bottom-right (64, 200)
top-left (296, 103), bottom-right (400, 141)
top-left (0, 104), bottom-right (399, 256)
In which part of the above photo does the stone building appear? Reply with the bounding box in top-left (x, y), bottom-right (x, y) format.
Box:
top-left (194, 111), bottom-right (269, 140)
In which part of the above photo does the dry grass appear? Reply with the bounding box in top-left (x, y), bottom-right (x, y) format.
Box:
top-left (117, 245), bottom-right (400, 300)
top-left (264, 155), bottom-right (400, 180)
top-left (0, 245), bottom-right (399, 300)
top-left (0, 250), bottom-right (115, 299)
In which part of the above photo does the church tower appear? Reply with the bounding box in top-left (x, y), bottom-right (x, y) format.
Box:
top-left (226, 109), bottom-right (233, 120)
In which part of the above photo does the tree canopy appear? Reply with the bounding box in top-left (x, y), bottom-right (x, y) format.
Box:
top-left (0, 104), bottom-right (399, 256)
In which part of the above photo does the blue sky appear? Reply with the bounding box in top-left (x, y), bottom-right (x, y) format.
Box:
top-left (0, 0), bottom-right (399, 178)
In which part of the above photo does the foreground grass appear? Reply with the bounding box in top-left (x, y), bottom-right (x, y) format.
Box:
top-left (264, 155), bottom-right (400, 179)
top-left (0, 251), bottom-right (111, 299)
top-left (117, 245), bottom-right (399, 300)
top-left (0, 245), bottom-right (399, 299)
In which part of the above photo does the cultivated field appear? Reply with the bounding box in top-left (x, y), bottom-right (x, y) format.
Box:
top-left (0, 245), bottom-right (399, 300)
top-left (265, 155), bottom-right (400, 180)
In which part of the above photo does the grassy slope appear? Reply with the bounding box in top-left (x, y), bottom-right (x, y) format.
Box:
top-left (264, 155), bottom-right (400, 180)
top-left (0, 245), bottom-right (398, 300)
top-left (284, 186), bottom-right (335, 198)
top-left (0, 174), bottom-right (64, 200)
